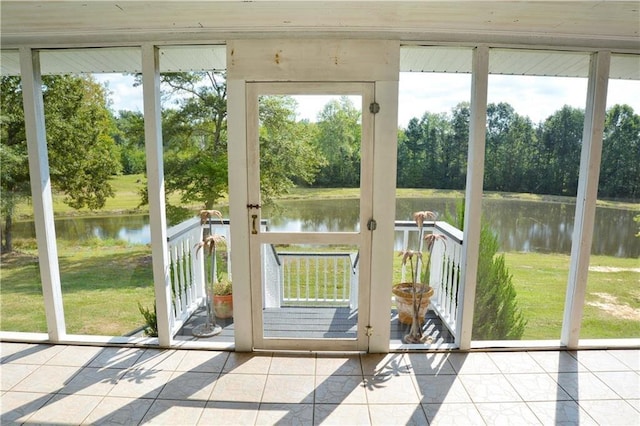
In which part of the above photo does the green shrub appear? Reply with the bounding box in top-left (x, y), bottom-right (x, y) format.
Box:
top-left (137, 302), bottom-right (158, 337)
top-left (447, 202), bottom-right (527, 340)
top-left (213, 280), bottom-right (233, 296)
top-left (474, 221), bottom-right (527, 339)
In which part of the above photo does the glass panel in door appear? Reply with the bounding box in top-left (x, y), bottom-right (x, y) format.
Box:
top-left (259, 93), bottom-right (364, 233)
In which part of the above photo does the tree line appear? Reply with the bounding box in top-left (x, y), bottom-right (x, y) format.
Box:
top-left (2, 72), bottom-right (638, 252)
top-left (398, 102), bottom-right (640, 199)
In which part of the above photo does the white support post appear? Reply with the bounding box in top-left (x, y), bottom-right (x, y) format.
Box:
top-left (142, 44), bottom-right (172, 347)
top-left (226, 77), bottom-right (253, 351)
top-left (20, 47), bottom-right (66, 341)
top-left (456, 46), bottom-right (489, 350)
top-left (369, 79), bottom-right (399, 353)
top-left (561, 51), bottom-right (610, 349)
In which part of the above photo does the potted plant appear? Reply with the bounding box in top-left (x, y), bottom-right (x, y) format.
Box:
top-left (192, 209), bottom-right (226, 337)
top-left (392, 210), bottom-right (446, 343)
top-left (213, 279), bottom-right (233, 319)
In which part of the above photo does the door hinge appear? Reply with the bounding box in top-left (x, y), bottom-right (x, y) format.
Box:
top-left (247, 204), bottom-right (261, 209)
top-left (369, 102), bottom-right (380, 114)
top-left (367, 218), bottom-right (377, 231)
top-left (365, 325), bottom-right (374, 337)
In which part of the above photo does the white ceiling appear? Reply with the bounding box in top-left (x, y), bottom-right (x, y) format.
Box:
top-left (0, 46), bottom-right (227, 75)
top-left (401, 47), bottom-right (640, 79)
top-left (2, 45), bottom-right (638, 80)
top-left (1, 2), bottom-right (638, 79)
top-left (1, 1), bottom-right (639, 51)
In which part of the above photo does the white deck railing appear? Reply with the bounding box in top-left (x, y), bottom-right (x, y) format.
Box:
top-left (165, 217), bottom-right (231, 336)
top-left (394, 220), bottom-right (464, 336)
top-left (166, 217), bottom-right (205, 336)
top-left (274, 252), bottom-right (358, 308)
top-left (166, 217), bottom-right (463, 338)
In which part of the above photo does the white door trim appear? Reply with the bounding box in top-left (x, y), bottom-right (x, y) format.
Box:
top-left (246, 82), bottom-right (374, 352)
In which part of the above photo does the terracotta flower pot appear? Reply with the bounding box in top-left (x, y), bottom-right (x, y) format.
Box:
top-left (213, 294), bottom-right (233, 319)
top-left (392, 282), bottom-right (434, 325)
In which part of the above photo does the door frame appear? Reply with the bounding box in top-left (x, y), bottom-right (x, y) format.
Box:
top-left (246, 82), bottom-right (374, 351)
top-left (226, 39), bottom-right (399, 352)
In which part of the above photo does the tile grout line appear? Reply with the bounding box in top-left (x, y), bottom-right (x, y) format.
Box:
top-left (255, 352), bottom-right (274, 425)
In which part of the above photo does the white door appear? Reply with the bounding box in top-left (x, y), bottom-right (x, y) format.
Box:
top-left (247, 82), bottom-right (375, 351)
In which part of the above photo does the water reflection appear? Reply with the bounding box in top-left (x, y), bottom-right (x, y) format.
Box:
top-left (11, 198), bottom-right (639, 258)
top-left (262, 199), bottom-right (361, 232)
top-left (14, 214), bottom-right (151, 245)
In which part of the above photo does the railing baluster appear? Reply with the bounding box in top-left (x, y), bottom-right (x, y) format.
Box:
top-left (444, 251), bottom-right (452, 322)
top-left (285, 259), bottom-right (293, 299)
top-left (333, 258), bottom-right (338, 299)
top-left (286, 258), bottom-right (291, 301)
top-left (316, 257), bottom-right (320, 301)
top-left (180, 240), bottom-right (188, 311)
top-left (305, 257), bottom-right (311, 302)
top-left (184, 238), bottom-right (192, 307)
top-left (324, 258), bottom-right (329, 302)
top-left (171, 244), bottom-right (180, 318)
top-left (296, 257), bottom-right (300, 300)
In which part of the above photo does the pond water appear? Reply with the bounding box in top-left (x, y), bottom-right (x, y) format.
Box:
top-left (12, 198), bottom-right (640, 258)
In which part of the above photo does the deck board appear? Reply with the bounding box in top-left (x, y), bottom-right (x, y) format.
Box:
top-left (175, 306), bottom-right (453, 345)
top-left (263, 307), bottom-right (357, 338)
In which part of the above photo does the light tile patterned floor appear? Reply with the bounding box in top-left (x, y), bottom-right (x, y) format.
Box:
top-left (1, 342), bottom-right (638, 425)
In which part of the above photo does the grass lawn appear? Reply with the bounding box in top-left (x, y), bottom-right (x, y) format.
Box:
top-left (506, 252), bottom-right (639, 340)
top-left (2, 240), bottom-right (637, 339)
top-left (1, 240), bottom-right (154, 335)
top-left (13, 173), bottom-right (200, 219)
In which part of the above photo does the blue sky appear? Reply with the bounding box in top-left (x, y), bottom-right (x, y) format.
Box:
top-left (399, 73), bottom-right (640, 126)
top-left (96, 73), bottom-right (639, 128)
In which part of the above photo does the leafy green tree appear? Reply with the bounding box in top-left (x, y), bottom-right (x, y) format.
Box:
top-left (447, 102), bottom-right (470, 189)
top-left (484, 102), bottom-right (518, 191)
top-left (538, 106), bottom-right (584, 196)
top-left (313, 97), bottom-right (361, 187)
top-left (484, 102), bottom-right (538, 193)
top-left (154, 72), bottom-right (229, 220)
top-left (401, 101), bottom-right (637, 199)
top-left (259, 96), bottom-right (323, 199)
top-left (397, 103), bottom-right (470, 190)
top-left (397, 117), bottom-right (427, 187)
top-left (396, 111), bottom-right (452, 188)
top-left (0, 77), bottom-right (29, 253)
top-left (139, 73), bottom-right (321, 220)
top-left (43, 76), bottom-right (121, 209)
top-left (599, 104), bottom-right (640, 199)
top-left (113, 110), bottom-right (146, 175)
top-left (0, 75), bottom-right (120, 252)
top-left (419, 111), bottom-right (450, 188)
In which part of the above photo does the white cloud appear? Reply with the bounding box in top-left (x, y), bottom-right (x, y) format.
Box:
top-left (292, 95), bottom-right (362, 122)
top-left (399, 73), bottom-right (471, 126)
top-left (93, 73), bottom-right (143, 113)
top-left (398, 72), bottom-right (640, 127)
top-left (607, 79), bottom-right (640, 111)
top-left (487, 75), bottom-right (589, 124)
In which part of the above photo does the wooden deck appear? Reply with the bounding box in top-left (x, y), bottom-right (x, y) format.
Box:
top-left (175, 306), bottom-right (453, 345)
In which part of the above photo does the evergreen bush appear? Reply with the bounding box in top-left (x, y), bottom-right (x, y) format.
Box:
top-left (447, 202), bottom-right (527, 340)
